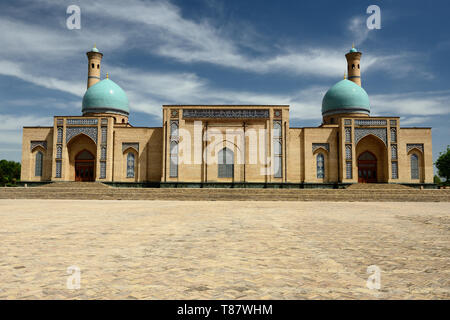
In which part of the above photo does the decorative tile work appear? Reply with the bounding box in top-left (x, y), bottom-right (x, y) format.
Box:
top-left (354, 119), bottom-right (387, 126)
top-left (66, 118), bottom-right (98, 125)
top-left (30, 141), bottom-right (47, 151)
top-left (346, 161), bottom-right (352, 179)
top-left (56, 145), bottom-right (62, 159)
top-left (183, 109), bottom-right (269, 119)
top-left (392, 161), bottom-right (398, 179)
top-left (274, 109), bottom-right (282, 118)
top-left (127, 153), bottom-right (135, 178)
top-left (101, 146), bottom-right (107, 160)
top-left (101, 118), bottom-right (108, 125)
top-left (273, 120), bottom-right (282, 138)
top-left (345, 127), bottom-right (351, 143)
top-left (170, 109), bottom-right (179, 118)
top-left (169, 120), bottom-right (179, 178)
top-left (391, 144), bottom-right (398, 160)
top-left (57, 127), bottom-right (63, 143)
top-left (56, 118), bottom-right (64, 125)
top-left (122, 143), bottom-right (139, 153)
top-left (345, 144), bottom-right (352, 160)
top-left (100, 161), bottom-right (106, 179)
top-left (273, 121), bottom-right (283, 178)
top-left (390, 120), bottom-right (397, 126)
top-left (407, 144), bottom-right (424, 153)
top-left (170, 141), bottom-right (178, 178)
top-left (55, 160), bottom-right (62, 178)
top-left (411, 154), bottom-right (419, 179)
top-left (35, 151), bottom-right (43, 177)
top-left (101, 126), bottom-right (107, 145)
top-left (66, 127), bottom-right (98, 144)
top-left (312, 143), bottom-right (329, 153)
top-left (344, 119), bottom-right (352, 125)
top-left (390, 127), bottom-right (397, 142)
top-left (354, 128), bottom-right (387, 145)
top-left (316, 153), bottom-right (324, 179)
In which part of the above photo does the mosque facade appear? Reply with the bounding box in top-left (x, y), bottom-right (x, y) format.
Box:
top-left (20, 46), bottom-right (433, 187)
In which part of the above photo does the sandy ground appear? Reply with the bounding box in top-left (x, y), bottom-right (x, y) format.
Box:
top-left (0, 199), bottom-right (449, 299)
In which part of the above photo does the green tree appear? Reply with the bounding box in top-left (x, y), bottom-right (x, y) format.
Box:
top-left (433, 175), bottom-right (441, 185)
top-left (435, 146), bottom-right (450, 185)
top-left (0, 160), bottom-right (21, 186)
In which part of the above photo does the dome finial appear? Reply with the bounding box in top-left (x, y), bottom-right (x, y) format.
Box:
top-left (106, 72), bottom-right (109, 79)
top-left (344, 71), bottom-right (347, 79)
top-left (352, 42), bottom-right (355, 49)
top-left (94, 43), bottom-right (96, 48)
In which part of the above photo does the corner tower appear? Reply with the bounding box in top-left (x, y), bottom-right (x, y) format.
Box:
top-left (345, 44), bottom-right (362, 86)
top-left (86, 45), bottom-right (103, 89)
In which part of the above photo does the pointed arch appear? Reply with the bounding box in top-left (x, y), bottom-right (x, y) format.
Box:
top-left (67, 132), bottom-right (97, 145)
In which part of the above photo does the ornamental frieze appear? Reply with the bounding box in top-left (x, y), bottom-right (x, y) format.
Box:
top-left (354, 119), bottom-right (387, 126)
top-left (66, 118), bottom-right (98, 125)
top-left (183, 109), bottom-right (269, 119)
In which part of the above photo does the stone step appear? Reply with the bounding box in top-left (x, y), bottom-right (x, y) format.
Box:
top-left (39, 182), bottom-right (110, 188)
top-left (2, 188), bottom-right (447, 195)
top-left (346, 183), bottom-right (414, 190)
top-left (1, 187), bottom-right (449, 202)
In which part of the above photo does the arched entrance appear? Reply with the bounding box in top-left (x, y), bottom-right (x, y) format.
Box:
top-left (75, 150), bottom-right (95, 181)
top-left (358, 151), bottom-right (377, 183)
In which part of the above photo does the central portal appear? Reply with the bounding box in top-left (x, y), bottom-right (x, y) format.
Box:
top-left (358, 151), bottom-right (377, 183)
top-left (75, 150), bottom-right (95, 181)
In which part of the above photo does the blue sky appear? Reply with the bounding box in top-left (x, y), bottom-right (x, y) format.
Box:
top-left (0, 0), bottom-right (449, 170)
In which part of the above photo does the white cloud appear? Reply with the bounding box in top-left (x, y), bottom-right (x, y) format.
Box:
top-left (78, 0), bottom-right (415, 78)
top-left (107, 64), bottom-right (326, 120)
top-left (399, 116), bottom-right (433, 126)
top-left (348, 16), bottom-right (370, 46)
top-left (0, 0), bottom-right (446, 131)
top-left (0, 60), bottom-right (85, 97)
top-left (0, 115), bottom-right (53, 131)
top-left (370, 91), bottom-right (450, 117)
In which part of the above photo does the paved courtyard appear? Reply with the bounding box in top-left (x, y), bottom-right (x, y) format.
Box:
top-left (0, 199), bottom-right (448, 299)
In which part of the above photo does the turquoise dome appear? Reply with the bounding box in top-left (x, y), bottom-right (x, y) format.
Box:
top-left (321, 79), bottom-right (370, 116)
top-left (82, 79), bottom-right (129, 115)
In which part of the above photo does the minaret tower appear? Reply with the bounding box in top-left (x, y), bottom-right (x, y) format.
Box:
top-left (86, 45), bottom-right (103, 89)
top-left (345, 44), bottom-right (362, 86)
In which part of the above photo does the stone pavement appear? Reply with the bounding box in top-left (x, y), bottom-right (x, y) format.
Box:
top-left (0, 200), bottom-right (448, 299)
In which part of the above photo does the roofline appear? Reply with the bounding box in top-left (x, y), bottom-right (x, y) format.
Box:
top-left (400, 127), bottom-right (432, 129)
top-left (346, 116), bottom-right (401, 119)
top-left (23, 126), bottom-right (52, 128)
top-left (115, 126), bottom-right (162, 129)
top-left (163, 105), bottom-right (289, 108)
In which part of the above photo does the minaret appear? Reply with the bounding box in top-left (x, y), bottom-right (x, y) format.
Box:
top-left (86, 45), bottom-right (103, 89)
top-left (345, 44), bottom-right (362, 86)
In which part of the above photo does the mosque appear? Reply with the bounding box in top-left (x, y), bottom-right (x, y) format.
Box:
top-left (20, 45), bottom-right (433, 187)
